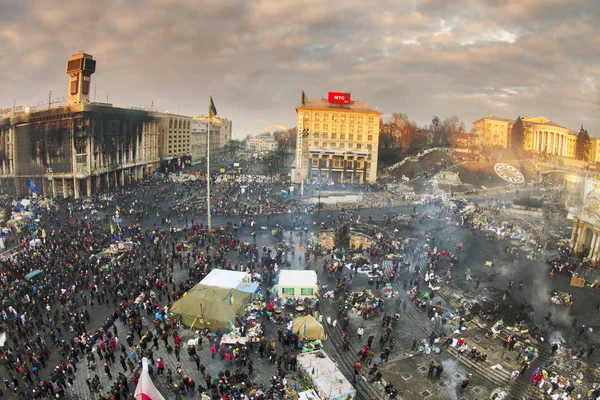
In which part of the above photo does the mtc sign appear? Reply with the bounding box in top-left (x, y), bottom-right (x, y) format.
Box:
top-left (328, 92), bottom-right (351, 104)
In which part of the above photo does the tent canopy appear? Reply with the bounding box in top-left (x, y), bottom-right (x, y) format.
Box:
top-left (201, 270), bottom-right (247, 289)
top-left (292, 315), bottom-right (326, 341)
top-left (200, 269), bottom-right (259, 298)
top-left (169, 284), bottom-right (252, 332)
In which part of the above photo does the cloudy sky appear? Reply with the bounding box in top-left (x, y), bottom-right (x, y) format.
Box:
top-left (1, 0), bottom-right (598, 138)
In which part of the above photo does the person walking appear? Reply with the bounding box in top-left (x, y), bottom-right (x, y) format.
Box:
top-left (459, 374), bottom-right (472, 393)
top-left (357, 326), bottom-right (364, 342)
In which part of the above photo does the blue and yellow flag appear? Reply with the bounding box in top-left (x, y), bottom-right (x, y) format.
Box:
top-left (209, 96), bottom-right (217, 118)
top-left (229, 292), bottom-right (234, 305)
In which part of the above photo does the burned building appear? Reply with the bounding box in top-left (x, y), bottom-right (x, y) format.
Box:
top-left (0, 52), bottom-right (162, 198)
top-left (0, 103), bottom-right (161, 198)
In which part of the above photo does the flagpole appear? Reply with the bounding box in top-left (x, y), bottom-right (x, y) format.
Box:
top-left (207, 93), bottom-right (212, 231)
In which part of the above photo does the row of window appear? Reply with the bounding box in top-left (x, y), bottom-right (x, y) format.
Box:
top-left (310, 124), bottom-right (374, 133)
top-left (312, 133), bottom-right (373, 141)
top-left (303, 113), bottom-right (374, 124)
top-left (169, 119), bottom-right (191, 129)
top-left (311, 141), bottom-right (373, 150)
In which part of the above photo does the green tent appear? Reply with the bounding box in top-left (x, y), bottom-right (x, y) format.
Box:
top-left (169, 284), bottom-right (252, 332)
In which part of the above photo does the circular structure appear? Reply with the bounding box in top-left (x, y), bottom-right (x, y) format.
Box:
top-left (494, 163), bottom-right (525, 184)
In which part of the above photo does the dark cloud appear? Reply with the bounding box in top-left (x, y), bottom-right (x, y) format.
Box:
top-left (0, 0), bottom-right (598, 136)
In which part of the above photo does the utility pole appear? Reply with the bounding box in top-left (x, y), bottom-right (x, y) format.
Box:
top-left (48, 90), bottom-right (52, 109)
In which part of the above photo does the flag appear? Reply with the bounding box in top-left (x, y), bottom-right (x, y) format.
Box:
top-left (209, 96), bottom-right (217, 118)
top-left (303, 323), bottom-right (307, 338)
top-left (229, 292), bottom-right (234, 305)
top-left (110, 224), bottom-right (115, 235)
top-left (229, 321), bottom-right (234, 332)
top-left (134, 358), bottom-right (165, 400)
top-left (27, 179), bottom-right (38, 192)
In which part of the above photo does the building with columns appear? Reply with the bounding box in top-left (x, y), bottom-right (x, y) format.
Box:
top-left (571, 187), bottom-right (600, 261)
top-left (473, 115), bottom-right (584, 159)
top-left (295, 93), bottom-right (381, 184)
top-left (522, 117), bottom-right (575, 156)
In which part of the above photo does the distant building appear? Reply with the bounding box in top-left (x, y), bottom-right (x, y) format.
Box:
top-left (247, 134), bottom-right (277, 152)
top-left (473, 116), bottom-right (513, 148)
top-left (157, 113), bottom-right (192, 171)
top-left (191, 116), bottom-right (232, 162)
top-left (472, 115), bottom-right (587, 159)
top-left (295, 92), bottom-right (381, 184)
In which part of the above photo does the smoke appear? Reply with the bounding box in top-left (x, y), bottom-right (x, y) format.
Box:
top-left (440, 358), bottom-right (468, 400)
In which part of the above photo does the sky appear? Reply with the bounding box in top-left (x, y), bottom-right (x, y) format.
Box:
top-left (1, 0), bottom-right (599, 138)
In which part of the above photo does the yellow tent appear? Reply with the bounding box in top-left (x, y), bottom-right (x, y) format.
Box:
top-left (292, 315), bottom-right (326, 341)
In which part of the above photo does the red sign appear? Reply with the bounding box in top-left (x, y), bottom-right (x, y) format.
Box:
top-left (328, 92), bottom-right (351, 104)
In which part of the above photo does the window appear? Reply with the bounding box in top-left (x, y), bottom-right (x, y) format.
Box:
top-left (368, 116), bottom-right (374, 123)
top-left (340, 124), bottom-right (345, 131)
top-left (350, 115), bottom-right (354, 122)
top-left (358, 116), bottom-right (363, 123)
top-left (368, 126), bottom-right (373, 133)
top-left (358, 126), bottom-right (363, 133)
top-left (349, 126), bottom-right (354, 133)
top-left (322, 132), bottom-right (328, 139)
top-left (300, 288), bottom-right (314, 296)
top-left (332, 114), bottom-right (337, 121)
top-left (367, 144), bottom-right (372, 150)
top-left (357, 134), bottom-right (363, 141)
top-left (323, 113), bottom-right (329, 120)
top-left (315, 113), bottom-right (320, 121)
top-left (349, 134), bottom-right (354, 140)
top-left (332, 125), bottom-right (337, 132)
top-left (331, 132), bottom-right (337, 139)
top-left (179, 120), bottom-right (182, 129)
top-left (169, 119), bottom-right (173, 128)
top-left (330, 142), bottom-right (335, 148)
top-left (282, 288), bottom-right (295, 295)
top-left (313, 132), bottom-right (319, 138)
top-left (340, 133), bottom-right (345, 140)
top-left (313, 141), bottom-right (319, 146)
top-left (357, 144), bottom-right (362, 149)
top-left (323, 123), bottom-right (328, 130)
top-left (348, 143), bottom-right (353, 148)
top-left (341, 115), bottom-right (346, 122)
top-left (314, 123), bottom-right (320, 129)
top-left (368, 135), bottom-right (373, 141)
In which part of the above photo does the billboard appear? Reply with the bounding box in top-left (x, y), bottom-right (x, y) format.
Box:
top-left (328, 92), bottom-right (351, 104)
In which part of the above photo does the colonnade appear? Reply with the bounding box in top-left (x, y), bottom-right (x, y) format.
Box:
top-left (532, 130), bottom-right (569, 156)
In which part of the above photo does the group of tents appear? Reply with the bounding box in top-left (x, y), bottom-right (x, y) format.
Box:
top-left (169, 282), bottom-right (324, 341)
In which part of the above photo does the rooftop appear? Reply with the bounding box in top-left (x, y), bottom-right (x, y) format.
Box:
top-left (297, 98), bottom-right (380, 114)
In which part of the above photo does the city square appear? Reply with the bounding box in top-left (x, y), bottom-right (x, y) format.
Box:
top-left (1, 2), bottom-right (599, 399)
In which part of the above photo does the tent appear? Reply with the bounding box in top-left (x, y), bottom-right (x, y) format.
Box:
top-left (292, 315), bottom-right (326, 341)
top-left (169, 284), bottom-right (252, 331)
top-left (278, 270), bottom-right (318, 299)
top-left (201, 269), bottom-right (260, 298)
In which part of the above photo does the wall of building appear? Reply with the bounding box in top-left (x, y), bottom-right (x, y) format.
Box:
top-left (0, 104), bottom-right (161, 198)
top-left (296, 104), bottom-right (380, 183)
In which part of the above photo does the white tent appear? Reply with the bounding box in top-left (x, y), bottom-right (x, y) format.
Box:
top-left (278, 270), bottom-right (318, 299)
top-left (201, 270), bottom-right (247, 289)
top-left (297, 351), bottom-right (356, 400)
top-left (200, 269), bottom-right (259, 299)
